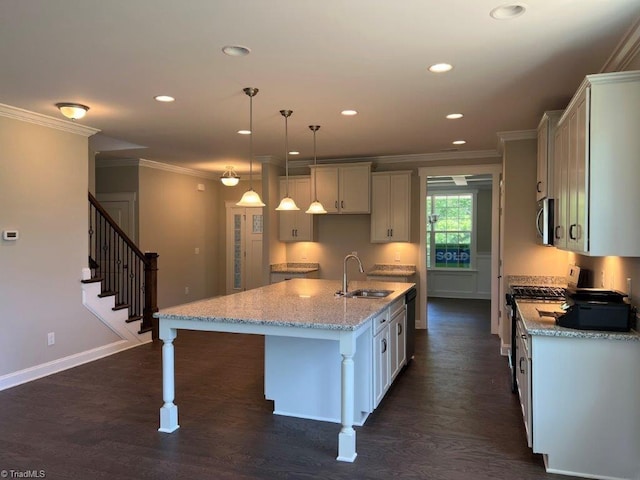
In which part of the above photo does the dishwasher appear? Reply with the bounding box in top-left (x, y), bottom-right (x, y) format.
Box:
top-left (405, 287), bottom-right (417, 362)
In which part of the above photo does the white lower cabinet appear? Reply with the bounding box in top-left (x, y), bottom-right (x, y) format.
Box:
top-left (515, 317), bottom-right (640, 479)
top-left (264, 296), bottom-right (408, 424)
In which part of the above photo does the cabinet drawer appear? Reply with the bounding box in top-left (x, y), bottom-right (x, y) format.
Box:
top-left (372, 308), bottom-right (390, 335)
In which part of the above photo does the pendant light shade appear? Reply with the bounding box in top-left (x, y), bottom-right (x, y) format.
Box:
top-left (220, 166), bottom-right (240, 186)
top-left (306, 125), bottom-right (327, 214)
top-left (237, 87), bottom-right (265, 207)
top-left (276, 109), bottom-right (299, 211)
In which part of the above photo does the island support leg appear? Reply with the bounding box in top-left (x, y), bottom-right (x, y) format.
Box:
top-left (337, 333), bottom-right (357, 462)
top-left (158, 326), bottom-right (179, 433)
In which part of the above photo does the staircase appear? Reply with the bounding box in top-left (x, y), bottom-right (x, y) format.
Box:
top-left (83, 192), bottom-right (158, 343)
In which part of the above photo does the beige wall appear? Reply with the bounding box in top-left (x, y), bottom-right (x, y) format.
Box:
top-left (137, 166), bottom-right (221, 308)
top-left (95, 164), bottom-right (140, 240)
top-left (502, 139), bottom-right (568, 278)
top-left (0, 116), bottom-right (119, 377)
top-left (477, 188), bottom-right (492, 253)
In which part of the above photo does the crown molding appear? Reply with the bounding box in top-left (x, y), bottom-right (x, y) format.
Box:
top-left (601, 17), bottom-right (640, 73)
top-left (496, 129), bottom-right (537, 153)
top-left (290, 149), bottom-right (501, 168)
top-left (0, 103), bottom-right (100, 137)
top-left (96, 157), bottom-right (265, 181)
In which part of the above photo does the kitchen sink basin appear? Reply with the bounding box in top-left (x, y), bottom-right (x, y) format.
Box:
top-left (343, 289), bottom-right (393, 299)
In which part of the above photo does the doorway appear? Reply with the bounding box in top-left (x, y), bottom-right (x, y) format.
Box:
top-left (419, 165), bottom-right (501, 335)
top-left (225, 203), bottom-right (264, 294)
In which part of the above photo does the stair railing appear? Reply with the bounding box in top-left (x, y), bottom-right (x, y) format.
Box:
top-left (88, 192), bottom-right (158, 338)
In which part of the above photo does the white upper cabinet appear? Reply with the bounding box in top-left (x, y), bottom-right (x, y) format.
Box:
top-left (536, 110), bottom-right (563, 201)
top-left (311, 162), bottom-right (371, 214)
top-left (554, 70), bottom-right (640, 256)
top-left (278, 176), bottom-right (314, 242)
top-left (371, 171), bottom-right (411, 243)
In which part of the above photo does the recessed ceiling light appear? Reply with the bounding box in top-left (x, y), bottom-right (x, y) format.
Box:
top-left (237, 129), bottom-right (251, 135)
top-left (154, 95), bottom-right (175, 102)
top-left (428, 63), bottom-right (453, 73)
top-left (341, 109), bottom-right (358, 116)
top-left (452, 140), bottom-right (466, 145)
top-left (289, 151), bottom-right (300, 155)
top-left (446, 113), bottom-right (464, 119)
top-left (490, 3), bottom-right (527, 20)
top-left (222, 45), bottom-right (251, 56)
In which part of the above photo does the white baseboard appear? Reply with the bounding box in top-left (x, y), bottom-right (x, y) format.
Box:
top-left (0, 338), bottom-right (150, 392)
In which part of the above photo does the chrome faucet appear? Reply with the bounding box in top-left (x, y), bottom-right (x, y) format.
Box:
top-left (342, 254), bottom-right (364, 294)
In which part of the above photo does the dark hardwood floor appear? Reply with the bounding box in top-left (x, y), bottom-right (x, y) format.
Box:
top-left (0, 298), bottom-right (581, 479)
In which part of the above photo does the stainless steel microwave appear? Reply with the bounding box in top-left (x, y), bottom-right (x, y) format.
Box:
top-left (536, 198), bottom-right (554, 246)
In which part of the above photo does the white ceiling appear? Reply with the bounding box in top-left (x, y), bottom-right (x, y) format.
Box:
top-left (1, 1), bottom-right (639, 176)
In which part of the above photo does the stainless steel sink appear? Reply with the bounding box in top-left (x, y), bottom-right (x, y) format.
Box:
top-left (344, 289), bottom-right (393, 299)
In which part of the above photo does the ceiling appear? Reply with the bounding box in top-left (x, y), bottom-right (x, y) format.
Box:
top-left (1, 1), bottom-right (639, 176)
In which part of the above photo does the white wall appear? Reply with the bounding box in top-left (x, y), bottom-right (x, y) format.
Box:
top-left (0, 113), bottom-right (120, 380)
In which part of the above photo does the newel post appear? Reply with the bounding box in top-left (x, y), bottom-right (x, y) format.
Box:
top-left (143, 252), bottom-right (159, 340)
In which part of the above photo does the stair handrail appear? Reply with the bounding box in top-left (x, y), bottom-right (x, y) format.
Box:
top-left (88, 192), bottom-right (158, 338)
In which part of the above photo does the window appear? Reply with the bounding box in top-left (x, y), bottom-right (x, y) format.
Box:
top-left (426, 192), bottom-right (475, 269)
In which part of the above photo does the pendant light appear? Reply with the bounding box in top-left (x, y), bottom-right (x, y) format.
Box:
top-left (237, 87), bottom-right (266, 207)
top-left (306, 125), bottom-right (327, 214)
top-left (220, 166), bottom-right (240, 186)
top-left (276, 109), bottom-right (299, 211)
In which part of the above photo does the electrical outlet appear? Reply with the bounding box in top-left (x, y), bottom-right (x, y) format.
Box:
top-left (600, 271), bottom-right (605, 288)
top-left (194, 247), bottom-right (200, 255)
top-left (185, 286), bottom-right (190, 295)
top-left (627, 278), bottom-right (632, 296)
top-left (394, 250), bottom-right (401, 262)
top-left (47, 332), bottom-right (55, 346)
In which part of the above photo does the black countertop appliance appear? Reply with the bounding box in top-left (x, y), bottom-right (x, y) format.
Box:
top-left (557, 288), bottom-right (631, 332)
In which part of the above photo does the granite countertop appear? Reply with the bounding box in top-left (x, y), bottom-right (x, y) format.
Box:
top-left (270, 262), bottom-right (319, 274)
top-left (506, 275), bottom-right (567, 288)
top-left (367, 264), bottom-right (416, 278)
top-left (516, 300), bottom-right (640, 341)
top-left (155, 278), bottom-right (415, 331)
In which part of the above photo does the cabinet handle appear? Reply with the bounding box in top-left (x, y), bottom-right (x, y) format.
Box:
top-left (536, 181), bottom-right (543, 193)
top-left (521, 334), bottom-right (527, 339)
top-left (390, 228), bottom-right (393, 237)
top-left (387, 229), bottom-right (390, 237)
top-left (519, 357), bottom-right (525, 374)
top-left (382, 338), bottom-right (387, 354)
top-left (555, 225), bottom-right (562, 239)
top-left (569, 224), bottom-right (577, 240)
top-left (341, 200), bottom-right (344, 209)
top-left (295, 229), bottom-right (298, 237)
top-left (335, 200), bottom-right (338, 209)
top-left (398, 323), bottom-right (402, 335)
top-left (380, 317), bottom-right (387, 324)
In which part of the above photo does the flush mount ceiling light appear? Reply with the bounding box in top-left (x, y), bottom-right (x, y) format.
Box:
top-left (452, 140), bottom-right (467, 145)
top-left (236, 87), bottom-right (265, 207)
top-left (289, 151), bottom-right (300, 156)
top-left (237, 129), bottom-right (251, 135)
top-left (222, 45), bottom-right (251, 57)
top-left (276, 109), bottom-right (299, 211)
top-left (55, 103), bottom-right (89, 120)
top-left (341, 109), bottom-right (358, 116)
top-left (446, 113), bottom-right (464, 119)
top-left (490, 3), bottom-right (527, 20)
top-left (306, 125), bottom-right (327, 215)
top-left (220, 166), bottom-right (240, 186)
top-left (428, 63), bottom-right (453, 73)
top-left (154, 95), bottom-right (175, 102)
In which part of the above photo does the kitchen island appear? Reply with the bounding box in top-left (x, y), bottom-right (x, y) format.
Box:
top-left (154, 278), bottom-right (415, 462)
top-left (515, 300), bottom-right (640, 480)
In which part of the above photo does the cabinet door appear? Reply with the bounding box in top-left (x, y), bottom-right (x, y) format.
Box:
top-left (292, 177), bottom-right (313, 241)
top-left (370, 175), bottom-right (391, 242)
top-left (390, 307), bottom-right (406, 380)
top-left (567, 92), bottom-right (588, 253)
top-left (340, 164), bottom-right (370, 213)
top-left (373, 325), bottom-right (390, 407)
top-left (554, 124), bottom-right (568, 249)
top-left (278, 178), bottom-right (296, 241)
top-left (536, 116), bottom-right (549, 201)
top-left (389, 173), bottom-right (410, 241)
top-left (314, 167), bottom-right (339, 213)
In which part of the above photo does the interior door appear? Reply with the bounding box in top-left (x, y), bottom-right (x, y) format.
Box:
top-left (226, 204), bottom-right (263, 294)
